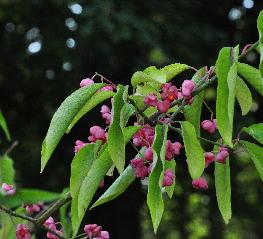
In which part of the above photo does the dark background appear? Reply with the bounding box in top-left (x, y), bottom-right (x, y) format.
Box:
top-left (1, 0), bottom-right (263, 238)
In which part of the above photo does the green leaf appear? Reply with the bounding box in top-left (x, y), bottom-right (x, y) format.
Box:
top-left (235, 76), bottom-right (252, 116)
top-left (214, 145), bottom-right (231, 224)
top-left (91, 147), bottom-right (145, 209)
top-left (0, 189), bottom-right (60, 208)
top-left (70, 144), bottom-right (97, 199)
top-left (237, 63), bottom-right (263, 96)
top-left (60, 202), bottom-right (71, 238)
top-left (90, 165), bottom-right (135, 209)
top-left (108, 85), bottom-right (126, 173)
top-left (183, 68), bottom-right (205, 136)
top-left (160, 63), bottom-right (190, 82)
top-left (0, 155), bottom-right (15, 185)
top-left (121, 103), bottom-right (135, 128)
top-left (41, 83), bottom-right (105, 172)
top-left (216, 46), bottom-right (239, 146)
top-left (257, 10), bottom-right (263, 78)
top-left (243, 123), bottom-right (263, 145)
top-left (131, 71), bottom-right (165, 87)
top-left (240, 140), bottom-right (263, 180)
top-left (147, 125), bottom-right (168, 233)
top-left (0, 110), bottom-right (11, 141)
top-left (73, 126), bottom-right (141, 236)
top-left (164, 160), bottom-right (176, 198)
top-left (181, 121), bottom-right (205, 179)
top-left (70, 144), bottom-right (97, 233)
top-left (131, 63), bottom-right (189, 87)
top-left (66, 90), bottom-right (114, 133)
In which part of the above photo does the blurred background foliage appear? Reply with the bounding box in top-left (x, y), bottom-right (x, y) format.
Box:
top-left (1, 0), bottom-right (263, 238)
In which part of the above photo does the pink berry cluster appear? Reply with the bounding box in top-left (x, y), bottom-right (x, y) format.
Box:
top-left (24, 202), bottom-right (44, 215)
top-left (44, 217), bottom-right (63, 239)
top-left (1, 183), bottom-right (16, 195)
top-left (162, 169), bottom-right (176, 187)
top-left (131, 125), bottom-right (180, 187)
top-left (201, 119), bottom-right (217, 134)
top-left (16, 224), bottom-right (31, 239)
top-left (74, 125), bottom-right (108, 153)
top-left (80, 77), bottom-right (114, 92)
top-left (84, 224), bottom-right (110, 239)
top-left (144, 80), bottom-right (196, 113)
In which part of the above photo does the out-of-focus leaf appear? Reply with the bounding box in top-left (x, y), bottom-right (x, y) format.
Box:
top-left (0, 110), bottom-right (11, 141)
top-left (0, 189), bottom-right (60, 208)
top-left (241, 140), bottom-right (263, 181)
top-left (41, 83), bottom-right (104, 172)
top-left (257, 10), bottom-right (263, 78)
top-left (181, 121), bottom-right (204, 179)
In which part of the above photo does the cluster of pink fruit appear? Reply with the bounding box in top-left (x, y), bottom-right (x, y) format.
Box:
top-left (144, 80), bottom-right (196, 113)
top-left (84, 224), bottom-right (110, 239)
top-left (130, 124), bottom-right (181, 187)
top-left (15, 218), bottom-right (109, 239)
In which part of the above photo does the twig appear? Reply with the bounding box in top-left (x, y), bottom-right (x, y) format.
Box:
top-left (4, 140), bottom-right (19, 156)
top-left (170, 100), bottom-right (186, 120)
top-left (0, 205), bottom-right (35, 223)
top-left (35, 192), bottom-right (72, 226)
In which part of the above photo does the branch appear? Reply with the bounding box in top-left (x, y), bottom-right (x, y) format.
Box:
top-left (35, 192), bottom-right (72, 226)
top-left (0, 205), bottom-right (35, 223)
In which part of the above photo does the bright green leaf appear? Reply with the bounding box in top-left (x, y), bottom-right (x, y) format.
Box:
top-left (160, 63), bottom-right (190, 82)
top-left (121, 103), bottom-right (135, 128)
top-left (70, 144), bottom-right (96, 233)
top-left (91, 147), bottom-right (145, 209)
top-left (237, 63), bottom-right (263, 96)
top-left (0, 110), bottom-right (11, 141)
top-left (131, 63), bottom-right (190, 87)
top-left (108, 85), bottom-right (126, 173)
top-left (147, 125), bottom-right (168, 233)
top-left (216, 46), bottom-right (239, 146)
top-left (214, 145), bottom-right (232, 224)
top-left (41, 83), bottom-right (105, 172)
top-left (0, 155), bottom-right (15, 185)
top-left (241, 140), bottom-right (263, 180)
top-left (181, 121), bottom-right (205, 179)
top-left (70, 144), bottom-right (96, 199)
top-left (243, 123), bottom-right (263, 145)
top-left (73, 126), bottom-right (141, 236)
top-left (235, 76), bottom-right (252, 115)
top-left (257, 10), bottom-right (263, 78)
top-left (131, 71), bottom-right (165, 87)
top-left (66, 90), bottom-right (114, 133)
top-left (91, 165), bottom-right (135, 209)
